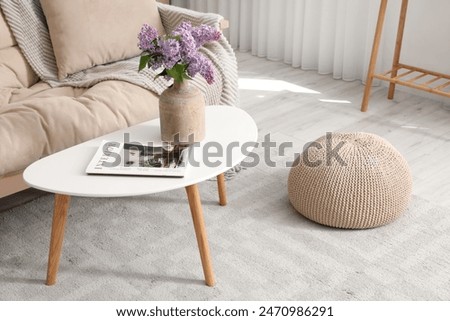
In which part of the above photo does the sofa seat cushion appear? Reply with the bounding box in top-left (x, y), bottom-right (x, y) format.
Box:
top-left (0, 80), bottom-right (159, 176)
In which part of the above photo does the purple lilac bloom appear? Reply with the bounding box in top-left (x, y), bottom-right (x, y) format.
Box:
top-left (138, 24), bottom-right (158, 52)
top-left (199, 57), bottom-right (214, 84)
top-left (173, 21), bottom-right (197, 60)
top-left (186, 53), bottom-right (201, 76)
top-left (138, 20), bottom-right (218, 84)
top-left (191, 24), bottom-right (221, 48)
top-left (159, 38), bottom-right (181, 69)
top-left (187, 52), bottom-right (215, 84)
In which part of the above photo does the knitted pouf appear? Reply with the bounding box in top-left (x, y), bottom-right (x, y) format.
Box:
top-left (288, 132), bottom-right (412, 229)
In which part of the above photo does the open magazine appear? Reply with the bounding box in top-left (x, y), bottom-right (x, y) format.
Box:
top-left (86, 140), bottom-right (190, 177)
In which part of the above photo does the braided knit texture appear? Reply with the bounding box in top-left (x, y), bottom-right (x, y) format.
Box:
top-left (288, 132), bottom-right (413, 229)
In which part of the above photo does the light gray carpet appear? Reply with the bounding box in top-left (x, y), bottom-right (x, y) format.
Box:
top-left (1, 160), bottom-right (450, 300)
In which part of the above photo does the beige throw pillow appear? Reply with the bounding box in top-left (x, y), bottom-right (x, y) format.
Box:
top-left (40, 0), bottom-right (165, 80)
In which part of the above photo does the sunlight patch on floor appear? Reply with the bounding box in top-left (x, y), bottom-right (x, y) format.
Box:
top-left (401, 125), bottom-right (430, 130)
top-left (319, 99), bottom-right (351, 104)
top-left (238, 78), bottom-right (320, 94)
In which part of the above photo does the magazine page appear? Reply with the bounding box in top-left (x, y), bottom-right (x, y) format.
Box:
top-left (86, 140), bottom-right (189, 177)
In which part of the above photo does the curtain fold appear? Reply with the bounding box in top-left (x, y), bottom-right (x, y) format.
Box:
top-left (172, 0), bottom-right (399, 82)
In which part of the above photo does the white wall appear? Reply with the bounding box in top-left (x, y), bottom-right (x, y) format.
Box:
top-left (394, 0), bottom-right (450, 75)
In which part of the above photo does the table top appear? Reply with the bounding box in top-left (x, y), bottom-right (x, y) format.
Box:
top-left (23, 106), bottom-right (258, 197)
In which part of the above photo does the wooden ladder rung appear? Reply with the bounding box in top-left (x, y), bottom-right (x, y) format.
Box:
top-left (407, 73), bottom-right (427, 83)
top-left (434, 81), bottom-right (450, 91)
top-left (393, 69), bottom-right (415, 80)
top-left (423, 76), bottom-right (442, 86)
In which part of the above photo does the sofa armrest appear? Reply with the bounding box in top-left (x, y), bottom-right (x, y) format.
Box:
top-left (157, 3), bottom-right (225, 32)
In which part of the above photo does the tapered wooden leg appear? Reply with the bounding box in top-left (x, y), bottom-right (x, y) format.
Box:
top-left (361, 0), bottom-right (388, 112)
top-left (46, 194), bottom-right (70, 286)
top-left (185, 184), bottom-right (215, 286)
top-left (217, 173), bottom-right (227, 206)
top-left (388, 0), bottom-right (409, 99)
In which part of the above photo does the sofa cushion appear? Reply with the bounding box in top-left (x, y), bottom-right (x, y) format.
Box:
top-left (1, 8), bottom-right (40, 89)
top-left (0, 9), bottom-right (16, 50)
top-left (39, 0), bottom-right (165, 80)
top-left (0, 80), bottom-right (160, 176)
top-left (0, 47), bottom-right (40, 89)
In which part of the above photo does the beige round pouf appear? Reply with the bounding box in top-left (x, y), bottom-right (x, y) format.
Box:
top-left (288, 132), bottom-right (412, 229)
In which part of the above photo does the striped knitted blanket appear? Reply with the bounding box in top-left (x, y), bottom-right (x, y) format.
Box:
top-left (0, 0), bottom-right (238, 107)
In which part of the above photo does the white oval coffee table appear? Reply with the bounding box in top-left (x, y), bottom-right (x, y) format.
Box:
top-left (24, 105), bottom-right (257, 287)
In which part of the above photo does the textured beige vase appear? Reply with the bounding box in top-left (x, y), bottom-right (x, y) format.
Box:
top-left (159, 80), bottom-right (205, 144)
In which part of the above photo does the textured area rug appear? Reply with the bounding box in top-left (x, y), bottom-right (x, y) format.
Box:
top-left (1, 162), bottom-right (450, 300)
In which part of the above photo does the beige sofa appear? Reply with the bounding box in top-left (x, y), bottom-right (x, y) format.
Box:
top-left (0, 2), bottom-right (234, 198)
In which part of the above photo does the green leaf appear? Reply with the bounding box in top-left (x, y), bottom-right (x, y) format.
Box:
top-left (138, 55), bottom-right (151, 72)
top-left (166, 64), bottom-right (187, 83)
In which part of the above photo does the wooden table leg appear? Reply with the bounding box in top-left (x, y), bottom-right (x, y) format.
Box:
top-left (46, 194), bottom-right (70, 286)
top-left (185, 184), bottom-right (215, 286)
top-left (361, 0), bottom-right (388, 112)
top-left (217, 173), bottom-right (227, 206)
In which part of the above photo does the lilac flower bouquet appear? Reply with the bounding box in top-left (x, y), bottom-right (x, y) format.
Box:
top-left (138, 21), bottom-right (221, 84)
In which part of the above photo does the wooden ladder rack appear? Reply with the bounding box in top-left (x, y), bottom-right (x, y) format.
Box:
top-left (361, 0), bottom-right (450, 112)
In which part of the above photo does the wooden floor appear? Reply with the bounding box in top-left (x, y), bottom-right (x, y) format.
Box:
top-left (236, 51), bottom-right (450, 208)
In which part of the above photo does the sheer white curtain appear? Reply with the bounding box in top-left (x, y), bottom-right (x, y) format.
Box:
top-left (171, 0), bottom-right (401, 82)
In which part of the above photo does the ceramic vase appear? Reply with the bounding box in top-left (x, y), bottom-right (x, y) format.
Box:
top-left (159, 80), bottom-right (205, 144)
